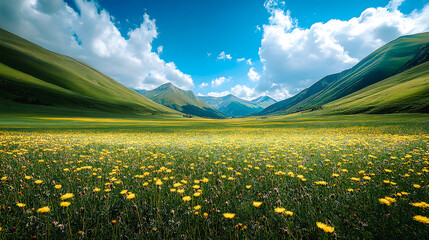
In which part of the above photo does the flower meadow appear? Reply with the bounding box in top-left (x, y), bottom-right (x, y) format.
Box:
top-left (0, 125), bottom-right (428, 239)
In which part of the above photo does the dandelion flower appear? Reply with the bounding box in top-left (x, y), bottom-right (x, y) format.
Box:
top-left (37, 206), bottom-right (50, 213)
top-left (60, 193), bottom-right (74, 200)
top-left (253, 202), bottom-right (262, 207)
top-left (413, 215), bottom-right (429, 224)
top-left (120, 190), bottom-right (128, 195)
top-left (316, 222), bottom-right (334, 233)
top-left (194, 205), bottom-right (201, 210)
top-left (413, 184), bottom-right (421, 189)
top-left (94, 188), bottom-right (101, 192)
top-left (60, 202), bottom-right (71, 207)
top-left (410, 202), bottom-right (429, 209)
top-left (25, 176), bottom-right (32, 180)
top-left (286, 211), bottom-right (293, 216)
top-left (274, 207), bottom-right (286, 214)
top-left (16, 203), bottom-right (26, 208)
top-left (55, 185), bottom-right (62, 189)
top-left (182, 196), bottom-right (191, 202)
top-left (34, 180), bottom-right (43, 184)
top-left (193, 192), bottom-right (201, 197)
top-left (246, 185), bottom-right (252, 189)
top-left (223, 213), bottom-right (235, 219)
top-left (315, 181), bottom-right (327, 185)
top-left (127, 193), bottom-right (135, 200)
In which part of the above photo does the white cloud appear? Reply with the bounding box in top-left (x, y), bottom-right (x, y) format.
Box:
top-left (198, 82), bottom-right (208, 88)
top-left (157, 45), bottom-right (163, 55)
top-left (207, 52), bottom-right (212, 57)
top-left (217, 51), bottom-right (232, 60)
top-left (258, 0), bottom-right (429, 98)
top-left (0, 0), bottom-right (193, 90)
top-left (246, 59), bottom-right (253, 65)
top-left (211, 76), bottom-right (230, 88)
top-left (237, 57), bottom-right (245, 62)
top-left (206, 91), bottom-right (230, 98)
top-left (247, 67), bottom-right (261, 82)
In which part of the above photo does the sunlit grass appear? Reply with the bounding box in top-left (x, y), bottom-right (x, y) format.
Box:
top-left (0, 118), bottom-right (428, 239)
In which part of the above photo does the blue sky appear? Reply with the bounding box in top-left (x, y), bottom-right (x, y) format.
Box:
top-left (1, 0), bottom-right (429, 100)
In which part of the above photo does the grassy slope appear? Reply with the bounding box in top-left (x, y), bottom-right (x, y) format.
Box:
top-left (143, 83), bottom-right (226, 119)
top-left (0, 28), bottom-right (178, 116)
top-left (322, 61), bottom-right (429, 114)
top-left (257, 32), bottom-right (429, 116)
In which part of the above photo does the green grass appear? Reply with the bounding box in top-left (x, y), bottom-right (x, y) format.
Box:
top-left (322, 61), bottom-right (429, 114)
top-left (0, 28), bottom-right (177, 116)
top-left (0, 113), bottom-right (428, 239)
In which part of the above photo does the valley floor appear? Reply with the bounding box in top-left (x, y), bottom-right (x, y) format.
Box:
top-left (0, 113), bottom-right (428, 239)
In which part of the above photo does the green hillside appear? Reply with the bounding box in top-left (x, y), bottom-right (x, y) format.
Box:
top-left (0, 28), bottom-right (178, 116)
top-left (256, 32), bottom-right (429, 116)
top-left (142, 83), bottom-right (226, 119)
top-left (322, 61), bottom-right (429, 114)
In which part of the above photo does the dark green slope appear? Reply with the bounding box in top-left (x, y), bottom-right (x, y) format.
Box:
top-left (0, 28), bottom-right (177, 116)
top-left (142, 83), bottom-right (226, 119)
top-left (255, 32), bottom-right (429, 116)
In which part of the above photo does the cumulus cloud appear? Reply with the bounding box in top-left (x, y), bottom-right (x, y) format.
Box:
top-left (258, 0), bottom-right (429, 98)
top-left (204, 84), bottom-right (260, 101)
top-left (198, 82), bottom-right (208, 88)
top-left (246, 59), bottom-right (253, 65)
top-left (211, 76), bottom-right (230, 88)
top-left (0, 0), bottom-right (193, 90)
top-left (237, 57), bottom-right (245, 62)
top-left (247, 67), bottom-right (261, 82)
top-left (217, 51), bottom-right (232, 60)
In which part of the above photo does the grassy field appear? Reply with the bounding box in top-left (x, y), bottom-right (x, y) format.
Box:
top-left (0, 113), bottom-right (428, 239)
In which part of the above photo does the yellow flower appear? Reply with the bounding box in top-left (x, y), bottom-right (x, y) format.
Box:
top-left (16, 203), bottom-right (26, 208)
top-left (37, 206), bottom-right (50, 213)
top-left (60, 193), bottom-right (74, 200)
top-left (34, 180), bottom-right (43, 184)
top-left (177, 189), bottom-right (185, 193)
top-left (316, 222), bottom-right (334, 233)
top-left (203, 213), bottom-right (208, 218)
top-left (274, 207), bottom-right (286, 214)
top-left (173, 183), bottom-right (182, 187)
top-left (60, 202), bottom-right (71, 207)
top-left (55, 185), bottom-right (62, 189)
top-left (384, 169), bottom-right (392, 173)
top-left (253, 202), bottom-right (262, 207)
top-left (363, 176), bottom-right (371, 180)
top-left (94, 188), bottom-right (101, 192)
top-left (350, 177), bottom-right (360, 182)
top-left (127, 193), bottom-right (135, 200)
top-left (332, 174), bottom-right (339, 177)
top-left (315, 181), bottom-right (327, 185)
top-left (410, 202), bottom-right (429, 209)
top-left (182, 196), bottom-right (191, 202)
top-left (246, 185), bottom-right (252, 189)
top-left (286, 211), bottom-right (293, 216)
top-left (192, 185), bottom-right (200, 189)
top-left (223, 213), bottom-right (235, 219)
top-left (170, 188), bottom-right (176, 192)
top-left (413, 215), bottom-right (429, 224)
top-left (413, 184), bottom-right (421, 188)
top-left (156, 180), bottom-right (163, 186)
top-left (25, 176), bottom-right (32, 180)
top-left (120, 190), bottom-right (128, 195)
top-left (193, 192), bottom-right (201, 197)
top-left (194, 205), bottom-right (201, 210)
top-left (348, 189), bottom-right (354, 192)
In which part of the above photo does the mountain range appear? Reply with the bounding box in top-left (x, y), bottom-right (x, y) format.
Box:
top-left (199, 95), bottom-right (276, 117)
top-left (0, 27), bottom-right (428, 119)
top-left (140, 83), bottom-right (226, 119)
